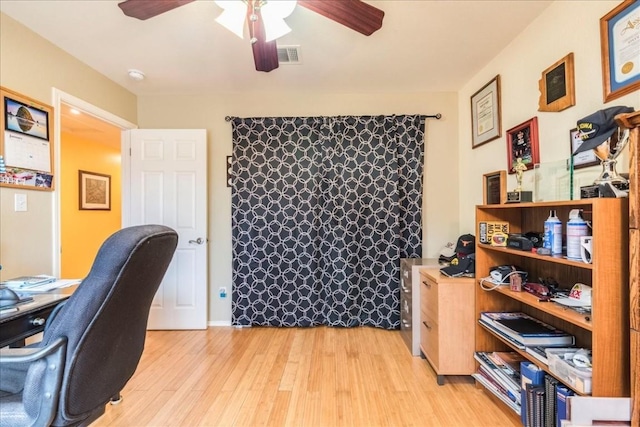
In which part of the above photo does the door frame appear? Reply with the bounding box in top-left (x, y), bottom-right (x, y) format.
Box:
top-left (51, 88), bottom-right (137, 276)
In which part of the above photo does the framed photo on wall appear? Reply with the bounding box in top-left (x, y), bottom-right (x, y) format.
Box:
top-left (471, 75), bottom-right (502, 149)
top-left (79, 170), bottom-right (111, 210)
top-left (538, 53), bottom-right (575, 112)
top-left (506, 117), bottom-right (539, 174)
top-left (600, 0), bottom-right (640, 102)
top-left (569, 128), bottom-right (599, 169)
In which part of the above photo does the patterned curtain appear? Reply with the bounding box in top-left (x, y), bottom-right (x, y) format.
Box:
top-left (231, 115), bottom-right (424, 329)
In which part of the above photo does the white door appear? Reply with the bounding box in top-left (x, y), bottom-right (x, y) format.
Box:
top-left (125, 129), bottom-right (208, 330)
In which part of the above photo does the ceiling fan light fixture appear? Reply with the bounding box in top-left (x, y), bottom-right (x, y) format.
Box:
top-left (215, 0), bottom-right (247, 38)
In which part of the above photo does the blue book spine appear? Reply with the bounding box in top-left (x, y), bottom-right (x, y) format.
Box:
top-left (520, 361), bottom-right (544, 427)
top-left (555, 385), bottom-right (574, 427)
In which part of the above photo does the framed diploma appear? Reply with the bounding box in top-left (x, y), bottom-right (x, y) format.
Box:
top-left (600, 0), bottom-right (640, 103)
top-left (471, 75), bottom-right (502, 149)
top-left (538, 53), bottom-right (575, 112)
top-left (482, 170), bottom-right (506, 205)
top-left (569, 128), bottom-right (599, 169)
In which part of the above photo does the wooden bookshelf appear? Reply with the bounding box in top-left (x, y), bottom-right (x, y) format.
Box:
top-left (475, 199), bottom-right (630, 400)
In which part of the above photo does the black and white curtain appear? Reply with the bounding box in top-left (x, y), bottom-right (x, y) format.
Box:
top-left (231, 115), bottom-right (424, 329)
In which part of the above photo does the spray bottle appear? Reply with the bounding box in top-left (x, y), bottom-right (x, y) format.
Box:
top-left (544, 209), bottom-right (562, 255)
top-left (566, 209), bottom-right (588, 260)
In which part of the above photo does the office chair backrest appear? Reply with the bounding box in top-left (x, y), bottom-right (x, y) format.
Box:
top-left (37, 224), bottom-right (178, 426)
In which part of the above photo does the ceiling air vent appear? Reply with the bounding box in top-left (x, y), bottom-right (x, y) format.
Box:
top-left (277, 45), bottom-right (302, 64)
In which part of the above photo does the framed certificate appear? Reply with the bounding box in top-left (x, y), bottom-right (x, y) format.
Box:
top-left (600, 0), bottom-right (640, 102)
top-left (471, 75), bottom-right (502, 149)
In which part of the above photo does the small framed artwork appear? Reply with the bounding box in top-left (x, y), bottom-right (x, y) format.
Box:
top-left (600, 0), bottom-right (640, 102)
top-left (569, 128), bottom-right (599, 169)
top-left (538, 53), bottom-right (575, 112)
top-left (482, 170), bottom-right (506, 205)
top-left (506, 117), bottom-right (539, 174)
top-left (79, 170), bottom-right (111, 210)
top-left (471, 75), bottom-right (502, 149)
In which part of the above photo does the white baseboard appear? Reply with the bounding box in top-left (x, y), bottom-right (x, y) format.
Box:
top-left (208, 320), bottom-right (232, 327)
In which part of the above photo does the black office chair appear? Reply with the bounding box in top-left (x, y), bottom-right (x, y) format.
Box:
top-left (0, 224), bottom-right (178, 427)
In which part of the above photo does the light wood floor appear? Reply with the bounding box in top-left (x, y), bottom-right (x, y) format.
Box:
top-left (93, 326), bottom-right (520, 427)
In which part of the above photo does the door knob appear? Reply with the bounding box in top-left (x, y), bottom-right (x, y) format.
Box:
top-left (189, 237), bottom-right (205, 245)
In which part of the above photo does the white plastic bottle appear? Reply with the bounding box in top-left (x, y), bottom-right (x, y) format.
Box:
top-left (566, 209), bottom-right (588, 260)
top-left (544, 209), bottom-right (563, 255)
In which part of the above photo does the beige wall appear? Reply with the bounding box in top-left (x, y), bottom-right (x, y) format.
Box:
top-left (457, 0), bottom-right (640, 233)
top-left (2, 1), bottom-right (639, 324)
top-left (0, 13), bottom-right (136, 279)
top-left (137, 92), bottom-right (460, 323)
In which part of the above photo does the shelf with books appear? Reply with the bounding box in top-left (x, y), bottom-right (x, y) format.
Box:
top-left (475, 198), bottom-right (629, 400)
top-left (491, 287), bottom-right (592, 331)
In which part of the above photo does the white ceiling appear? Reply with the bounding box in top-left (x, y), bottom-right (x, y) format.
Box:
top-left (0, 0), bottom-right (554, 97)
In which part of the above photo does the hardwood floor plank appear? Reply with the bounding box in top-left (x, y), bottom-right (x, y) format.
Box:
top-left (96, 326), bottom-right (520, 426)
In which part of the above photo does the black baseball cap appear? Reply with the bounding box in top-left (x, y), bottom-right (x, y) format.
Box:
top-left (574, 106), bottom-right (634, 154)
top-left (440, 253), bottom-right (475, 278)
top-left (455, 234), bottom-right (476, 256)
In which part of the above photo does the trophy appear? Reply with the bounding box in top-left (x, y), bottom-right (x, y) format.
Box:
top-left (506, 157), bottom-right (532, 203)
top-left (574, 106), bottom-right (634, 198)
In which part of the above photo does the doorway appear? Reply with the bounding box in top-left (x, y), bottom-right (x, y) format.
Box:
top-left (52, 89), bottom-right (136, 278)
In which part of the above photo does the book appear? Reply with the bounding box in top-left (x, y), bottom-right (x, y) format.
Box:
top-left (481, 312), bottom-right (575, 347)
top-left (533, 384), bottom-right (545, 427)
top-left (526, 346), bottom-right (550, 365)
top-left (555, 385), bottom-right (574, 427)
top-left (474, 352), bottom-right (521, 403)
top-left (478, 318), bottom-right (526, 349)
top-left (544, 375), bottom-right (559, 427)
top-left (2, 275), bottom-right (57, 289)
top-left (472, 371), bottom-right (521, 415)
top-left (521, 361), bottom-right (545, 427)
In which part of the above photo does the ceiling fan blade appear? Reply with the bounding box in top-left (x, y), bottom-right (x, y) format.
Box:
top-left (298, 0), bottom-right (384, 36)
top-left (118, 0), bottom-right (195, 20)
top-left (247, 2), bottom-right (279, 72)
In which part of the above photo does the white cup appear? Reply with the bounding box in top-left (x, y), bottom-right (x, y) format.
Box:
top-left (580, 236), bottom-right (593, 264)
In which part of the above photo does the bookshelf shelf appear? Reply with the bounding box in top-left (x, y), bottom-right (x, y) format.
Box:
top-left (475, 198), bottom-right (630, 401)
top-left (492, 287), bottom-right (592, 331)
top-left (479, 244), bottom-right (594, 270)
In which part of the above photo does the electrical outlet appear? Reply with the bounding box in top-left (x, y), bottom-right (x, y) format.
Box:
top-left (219, 287), bottom-right (227, 298)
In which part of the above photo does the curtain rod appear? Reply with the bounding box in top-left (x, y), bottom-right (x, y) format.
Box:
top-left (226, 114), bottom-right (442, 122)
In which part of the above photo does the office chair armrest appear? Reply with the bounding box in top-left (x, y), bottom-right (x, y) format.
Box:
top-left (0, 337), bottom-right (67, 427)
top-left (0, 337), bottom-right (66, 361)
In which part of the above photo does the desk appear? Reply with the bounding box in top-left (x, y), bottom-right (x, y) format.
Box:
top-left (0, 287), bottom-right (75, 348)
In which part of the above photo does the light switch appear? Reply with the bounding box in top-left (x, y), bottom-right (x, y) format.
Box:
top-left (14, 193), bottom-right (27, 212)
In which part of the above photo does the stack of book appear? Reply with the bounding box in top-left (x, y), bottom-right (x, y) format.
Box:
top-left (479, 312), bottom-right (575, 349)
top-left (472, 351), bottom-right (525, 415)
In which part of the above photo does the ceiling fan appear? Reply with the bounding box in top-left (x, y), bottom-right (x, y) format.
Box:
top-left (117, 0), bottom-right (384, 73)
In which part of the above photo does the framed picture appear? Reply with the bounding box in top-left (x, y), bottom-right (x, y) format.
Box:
top-left (506, 117), bottom-right (539, 174)
top-left (600, 0), bottom-right (640, 102)
top-left (79, 170), bottom-right (111, 210)
top-left (482, 170), bottom-right (506, 205)
top-left (569, 128), bottom-right (599, 169)
top-left (0, 86), bottom-right (54, 191)
top-left (538, 53), bottom-right (575, 112)
top-left (471, 75), bottom-right (502, 149)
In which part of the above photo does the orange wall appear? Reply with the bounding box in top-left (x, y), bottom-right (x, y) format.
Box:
top-left (60, 131), bottom-right (121, 278)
